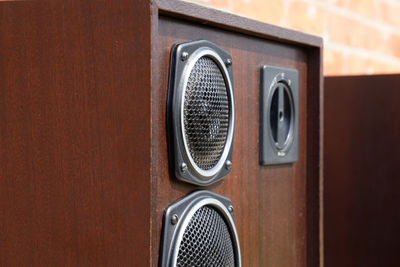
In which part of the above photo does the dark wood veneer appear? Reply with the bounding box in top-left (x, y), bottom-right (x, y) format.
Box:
top-left (0, 1), bottom-right (322, 266)
top-left (151, 2), bottom-right (323, 266)
top-left (324, 75), bottom-right (400, 267)
top-left (0, 1), bottom-right (151, 266)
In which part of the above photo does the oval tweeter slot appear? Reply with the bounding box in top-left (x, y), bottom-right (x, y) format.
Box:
top-left (269, 82), bottom-right (294, 152)
top-left (260, 66), bottom-right (298, 165)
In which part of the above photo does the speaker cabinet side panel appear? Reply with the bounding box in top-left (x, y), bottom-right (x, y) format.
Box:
top-left (0, 1), bottom-right (152, 266)
top-left (151, 14), bottom-right (319, 267)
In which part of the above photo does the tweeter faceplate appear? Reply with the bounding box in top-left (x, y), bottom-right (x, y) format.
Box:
top-left (260, 65), bottom-right (298, 165)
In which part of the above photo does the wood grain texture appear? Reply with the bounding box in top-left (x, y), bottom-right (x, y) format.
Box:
top-left (155, 0), bottom-right (322, 48)
top-left (0, 0), bottom-right (321, 266)
top-left (324, 75), bottom-right (400, 267)
top-left (150, 14), bottom-right (322, 267)
top-left (0, 1), bottom-right (151, 266)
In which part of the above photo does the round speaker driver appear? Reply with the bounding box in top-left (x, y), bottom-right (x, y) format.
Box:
top-left (183, 56), bottom-right (230, 171)
top-left (167, 40), bottom-right (235, 186)
top-left (160, 190), bottom-right (241, 267)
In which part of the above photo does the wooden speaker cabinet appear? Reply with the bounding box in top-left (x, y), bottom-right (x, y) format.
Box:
top-left (0, 0), bottom-right (322, 266)
top-left (324, 75), bottom-right (400, 267)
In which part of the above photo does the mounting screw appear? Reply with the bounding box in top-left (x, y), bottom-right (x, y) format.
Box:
top-left (171, 214), bottom-right (179, 225)
top-left (228, 205), bottom-right (234, 213)
top-left (225, 58), bottom-right (232, 67)
top-left (181, 52), bottom-right (189, 61)
top-left (180, 163), bottom-right (188, 173)
top-left (281, 73), bottom-right (285, 78)
top-left (288, 79), bottom-right (292, 86)
top-left (225, 160), bottom-right (232, 170)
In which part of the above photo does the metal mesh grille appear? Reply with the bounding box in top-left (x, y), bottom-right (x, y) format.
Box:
top-left (176, 206), bottom-right (235, 267)
top-left (183, 56), bottom-right (230, 170)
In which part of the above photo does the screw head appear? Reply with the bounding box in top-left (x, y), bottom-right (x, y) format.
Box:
top-left (228, 205), bottom-right (234, 213)
top-left (180, 163), bottom-right (188, 173)
top-left (288, 79), bottom-right (292, 86)
top-left (225, 160), bottom-right (232, 170)
top-left (181, 52), bottom-right (189, 61)
top-left (171, 214), bottom-right (179, 225)
top-left (225, 58), bottom-right (232, 67)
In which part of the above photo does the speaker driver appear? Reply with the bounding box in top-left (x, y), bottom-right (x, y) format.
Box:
top-left (160, 191), bottom-right (241, 267)
top-left (260, 65), bottom-right (299, 165)
top-left (167, 40), bottom-right (235, 186)
top-left (184, 56), bottom-right (229, 171)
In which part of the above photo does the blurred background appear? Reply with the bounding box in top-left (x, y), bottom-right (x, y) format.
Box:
top-left (183, 0), bottom-right (400, 76)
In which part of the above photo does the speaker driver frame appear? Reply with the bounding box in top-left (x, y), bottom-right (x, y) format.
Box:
top-left (260, 65), bottom-right (299, 165)
top-left (167, 40), bottom-right (235, 186)
top-left (160, 190), bottom-right (241, 267)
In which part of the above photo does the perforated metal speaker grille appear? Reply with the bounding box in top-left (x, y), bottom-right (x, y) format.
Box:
top-left (176, 206), bottom-right (235, 267)
top-left (183, 56), bottom-right (230, 171)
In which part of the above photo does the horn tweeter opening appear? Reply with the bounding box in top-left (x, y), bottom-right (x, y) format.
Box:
top-left (260, 65), bottom-right (299, 165)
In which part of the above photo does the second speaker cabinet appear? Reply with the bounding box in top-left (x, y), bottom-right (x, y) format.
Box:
top-left (0, 0), bottom-right (322, 266)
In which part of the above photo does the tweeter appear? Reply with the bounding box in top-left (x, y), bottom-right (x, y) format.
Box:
top-left (260, 65), bottom-right (299, 165)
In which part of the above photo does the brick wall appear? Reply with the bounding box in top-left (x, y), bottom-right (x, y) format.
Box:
top-left (184, 0), bottom-right (400, 75)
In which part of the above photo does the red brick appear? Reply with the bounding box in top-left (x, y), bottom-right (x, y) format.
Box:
top-left (210, 0), bottom-right (231, 8)
top-left (381, 62), bottom-right (400, 73)
top-left (328, 14), bottom-right (356, 45)
top-left (232, 0), bottom-right (284, 24)
top-left (380, 1), bottom-right (400, 28)
top-left (345, 56), bottom-right (396, 75)
top-left (362, 58), bottom-right (400, 74)
top-left (385, 33), bottom-right (400, 59)
top-left (324, 47), bottom-right (345, 75)
top-left (287, 2), bottom-right (326, 35)
top-left (346, 55), bottom-right (371, 74)
top-left (363, 58), bottom-right (387, 74)
top-left (335, 0), bottom-right (381, 20)
top-left (328, 13), bottom-right (385, 51)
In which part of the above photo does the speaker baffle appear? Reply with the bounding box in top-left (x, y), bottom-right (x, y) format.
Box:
top-left (167, 40), bottom-right (235, 186)
top-left (160, 190), bottom-right (241, 267)
top-left (260, 65), bottom-right (299, 165)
